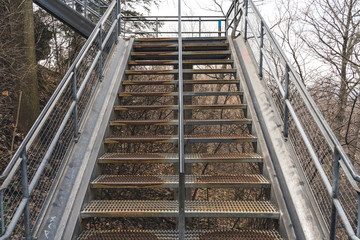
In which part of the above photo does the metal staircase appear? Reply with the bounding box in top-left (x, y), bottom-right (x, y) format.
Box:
top-left (1, 0), bottom-right (360, 239)
top-left (76, 37), bottom-right (284, 239)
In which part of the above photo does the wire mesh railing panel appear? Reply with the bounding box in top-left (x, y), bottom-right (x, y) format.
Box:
top-left (0, 2), bottom-right (121, 239)
top-left (229, 0), bottom-right (360, 238)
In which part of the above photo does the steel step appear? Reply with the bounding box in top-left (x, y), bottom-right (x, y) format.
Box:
top-left (134, 37), bottom-right (227, 42)
top-left (121, 79), bottom-right (239, 85)
top-left (114, 104), bottom-right (246, 111)
top-left (98, 153), bottom-right (263, 164)
top-left (127, 59), bottom-right (234, 66)
top-left (77, 229), bottom-right (284, 240)
top-left (91, 174), bottom-right (270, 188)
top-left (131, 51), bottom-right (231, 60)
top-left (133, 43), bottom-right (229, 51)
top-left (119, 91), bottom-right (242, 97)
top-left (104, 134), bottom-right (257, 143)
top-left (110, 118), bottom-right (251, 126)
top-left (81, 200), bottom-right (279, 218)
top-left (125, 69), bottom-right (236, 75)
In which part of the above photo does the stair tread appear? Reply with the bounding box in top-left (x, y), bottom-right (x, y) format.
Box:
top-left (114, 104), bottom-right (246, 110)
top-left (121, 79), bottom-right (239, 85)
top-left (81, 200), bottom-right (279, 218)
top-left (134, 37), bottom-right (227, 42)
top-left (91, 174), bottom-right (270, 188)
top-left (127, 59), bottom-right (234, 65)
top-left (77, 229), bottom-right (284, 240)
top-left (110, 118), bottom-right (251, 126)
top-left (125, 69), bottom-right (236, 74)
top-left (119, 91), bottom-right (242, 96)
top-left (104, 134), bottom-right (257, 143)
top-left (131, 51), bottom-right (231, 55)
top-left (98, 152), bottom-right (263, 163)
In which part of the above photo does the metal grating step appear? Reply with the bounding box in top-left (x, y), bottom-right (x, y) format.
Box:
top-left (121, 79), bottom-right (239, 85)
top-left (98, 153), bottom-right (263, 164)
top-left (81, 200), bottom-right (279, 218)
top-left (77, 229), bottom-right (284, 240)
top-left (134, 37), bottom-right (227, 42)
top-left (131, 51), bottom-right (231, 60)
top-left (114, 104), bottom-right (246, 111)
top-left (109, 118), bottom-right (251, 126)
top-left (104, 134), bottom-right (257, 143)
top-left (119, 91), bottom-right (242, 97)
top-left (132, 43), bottom-right (229, 51)
top-left (91, 174), bottom-right (270, 188)
top-left (125, 69), bottom-right (236, 75)
top-left (127, 59), bottom-right (234, 66)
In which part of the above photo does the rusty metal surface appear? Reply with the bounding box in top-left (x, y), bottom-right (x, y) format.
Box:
top-left (91, 174), bottom-right (270, 189)
top-left (77, 230), bottom-right (284, 240)
top-left (125, 69), bottom-right (236, 75)
top-left (81, 200), bottom-right (279, 218)
top-left (127, 59), bottom-right (234, 66)
top-left (114, 104), bottom-right (247, 110)
top-left (98, 152), bottom-right (263, 164)
top-left (109, 118), bottom-right (251, 126)
top-left (121, 79), bottom-right (239, 85)
top-left (131, 51), bottom-right (231, 60)
top-left (104, 134), bottom-right (257, 144)
top-left (134, 37), bottom-right (227, 42)
top-left (118, 91), bottom-right (243, 97)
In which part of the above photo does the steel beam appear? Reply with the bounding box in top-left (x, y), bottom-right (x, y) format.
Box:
top-left (34, 0), bottom-right (95, 38)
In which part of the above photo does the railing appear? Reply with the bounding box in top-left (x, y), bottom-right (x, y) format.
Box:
top-left (62, 0), bottom-right (110, 24)
top-left (0, 1), bottom-right (121, 239)
top-left (226, 0), bottom-right (360, 239)
top-left (122, 16), bottom-right (226, 37)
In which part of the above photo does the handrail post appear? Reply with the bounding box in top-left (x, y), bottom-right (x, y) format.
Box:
top-left (218, 20), bottom-right (221, 37)
top-left (330, 149), bottom-right (340, 240)
top-left (72, 69), bottom-right (79, 141)
top-left (199, 17), bottom-right (201, 37)
top-left (21, 150), bottom-right (31, 239)
top-left (178, 0), bottom-right (185, 239)
top-left (283, 65), bottom-right (290, 138)
top-left (156, 17), bottom-right (159, 38)
top-left (116, 0), bottom-right (121, 36)
top-left (244, 0), bottom-right (249, 41)
top-left (259, 21), bottom-right (264, 78)
top-left (0, 189), bottom-right (4, 235)
top-left (99, 24), bottom-right (103, 81)
top-left (84, 0), bottom-right (87, 18)
top-left (225, 17), bottom-right (228, 36)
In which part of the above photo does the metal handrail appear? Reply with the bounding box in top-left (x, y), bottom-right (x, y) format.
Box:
top-left (0, 0), bottom-right (121, 238)
top-left (228, 0), bottom-right (360, 239)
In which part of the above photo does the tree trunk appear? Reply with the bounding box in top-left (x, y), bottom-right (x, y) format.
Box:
top-left (13, 0), bottom-right (40, 133)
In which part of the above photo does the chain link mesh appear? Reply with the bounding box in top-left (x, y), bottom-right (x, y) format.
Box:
top-left (0, 3), bottom-right (119, 238)
top-left (238, 1), bottom-right (359, 238)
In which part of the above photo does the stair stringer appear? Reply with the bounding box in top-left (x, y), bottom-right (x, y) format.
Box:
top-left (230, 36), bottom-right (327, 239)
top-left (34, 38), bottom-right (134, 240)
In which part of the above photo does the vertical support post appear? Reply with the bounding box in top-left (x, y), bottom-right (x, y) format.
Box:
top-left (156, 17), bottom-right (159, 38)
top-left (357, 192), bottom-right (360, 237)
top-left (218, 20), bottom-right (221, 37)
top-left (72, 69), bottom-right (79, 141)
top-left (116, 0), bottom-right (121, 36)
top-left (283, 65), bottom-right (290, 138)
top-left (225, 17), bottom-right (228, 36)
top-left (259, 21), bottom-right (264, 78)
top-left (84, 0), bottom-right (87, 18)
top-left (21, 150), bottom-right (31, 239)
top-left (99, 24), bottom-right (103, 81)
top-left (199, 17), bottom-right (201, 37)
top-left (0, 189), bottom-right (4, 235)
top-left (178, 1), bottom-right (185, 239)
top-left (330, 150), bottom-right (340, 240)
top-left (244, 0), bottom-right (249, 41)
